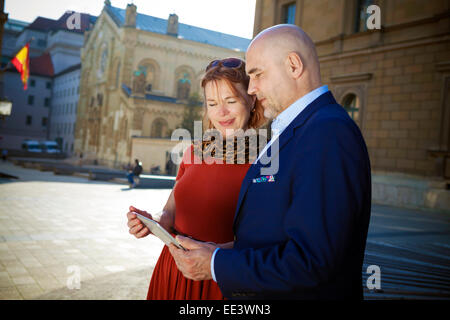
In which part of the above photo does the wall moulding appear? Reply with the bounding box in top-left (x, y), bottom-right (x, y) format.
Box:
top-left (330, 72), bottom-right (373, 83)
top-left (436, 61), bottom-right (450, 73)
top-left (319, 34), bottom-right (450, 63)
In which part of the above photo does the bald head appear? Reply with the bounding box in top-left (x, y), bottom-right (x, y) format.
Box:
top-left (245, 25), bottom-right (322, 117)
top-left (249, 24), bottom-right (320, 81)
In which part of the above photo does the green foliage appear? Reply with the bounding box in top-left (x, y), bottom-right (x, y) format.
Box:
top-left (179, 92), bottom-right (202, 136)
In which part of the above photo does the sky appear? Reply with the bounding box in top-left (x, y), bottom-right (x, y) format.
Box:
top-left (5, 0), bottom-right (257, 39)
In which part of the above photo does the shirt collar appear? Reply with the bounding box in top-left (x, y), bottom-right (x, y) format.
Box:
top-left (271, 85), bottom-right (329, 133)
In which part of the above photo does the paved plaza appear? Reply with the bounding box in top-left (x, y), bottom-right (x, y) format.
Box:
top-left (0, 160), bottom-right (167, 299)
top-left (0, 160), bottom-right (449, 300)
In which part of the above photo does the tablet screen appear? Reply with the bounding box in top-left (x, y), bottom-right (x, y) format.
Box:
top-left (135, 213), bottom-right (186, 251)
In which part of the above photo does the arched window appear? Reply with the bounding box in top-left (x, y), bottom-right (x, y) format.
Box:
top-left (133, 59), bottom-right (160, 94)
top-left (177, 73), bottom-right (191, 100)
top-left (342, 93), bottom-right (360, 122)
top-left (97, 43), bottom-right (109, 79)
top-left (151, 118), bottom-right (168, 138)
top-left (144, 64), bottom-right (156, 92)
top-left (174, 66), bottom-right (195, 100)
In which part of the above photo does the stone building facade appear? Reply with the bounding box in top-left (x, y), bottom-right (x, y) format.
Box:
top-left (49, 64), bottom-right (81, 155)
top-left (1, 12), bottom-right (94, 152)
top-left (253, 0), bottom-right (450, 178)
top-left (74, 2), bottom-right (249, 170)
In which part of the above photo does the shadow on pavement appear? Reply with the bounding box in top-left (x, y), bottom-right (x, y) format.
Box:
top-left (36, 266), bottom-right (153, 300)
top-left (0, 161), bottom-right (175, 189)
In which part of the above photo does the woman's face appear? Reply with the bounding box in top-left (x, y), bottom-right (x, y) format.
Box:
top-left (205, 79), bottom-right (252, 137)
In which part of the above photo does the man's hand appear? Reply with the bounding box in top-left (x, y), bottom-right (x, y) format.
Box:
top-left (168, 236), bottom-right (217, 281)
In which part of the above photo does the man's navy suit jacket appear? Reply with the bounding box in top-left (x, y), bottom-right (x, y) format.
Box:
top-left (215, 91), bottom-right (372, 299)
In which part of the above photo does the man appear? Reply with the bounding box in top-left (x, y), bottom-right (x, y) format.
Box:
top-left (170, 24), bottom-right (372, 299)
top-left (127, 159), bottom-right (143, 188)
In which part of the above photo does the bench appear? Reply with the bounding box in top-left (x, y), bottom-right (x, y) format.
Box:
top-left (88, 170), bottom-right (127, 181)
top-left (133, 174), bottom-right (176, 189)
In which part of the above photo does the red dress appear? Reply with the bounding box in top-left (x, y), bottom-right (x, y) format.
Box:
top-left (147, 145), bottom-right (251, 300)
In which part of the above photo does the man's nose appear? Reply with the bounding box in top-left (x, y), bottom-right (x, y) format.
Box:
top-left (247, 79), bottom-right (257, 95)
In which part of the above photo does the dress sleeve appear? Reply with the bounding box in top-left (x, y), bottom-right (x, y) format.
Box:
top-left (175, 144), bottom-right (193, 181)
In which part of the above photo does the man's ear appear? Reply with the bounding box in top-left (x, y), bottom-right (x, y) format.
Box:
top-left (285, 52), bottom-right (303, 79)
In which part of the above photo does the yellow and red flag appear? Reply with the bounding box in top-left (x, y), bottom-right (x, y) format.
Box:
top-left (11, 43), bottom-right (30, 90)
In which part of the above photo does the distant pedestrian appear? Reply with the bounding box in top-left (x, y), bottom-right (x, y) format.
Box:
top-left (1, 149), bottom-right (8, 162)
top-left (127, 159), bottom-right (143, 188)
top-left (165, 159), bottom-right (175, 176)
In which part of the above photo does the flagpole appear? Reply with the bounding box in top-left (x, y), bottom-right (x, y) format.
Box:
top-left (0, 36), bottom-right (33, 72)
top-left (0, 61), bottom-right (11, 72)
top-left (0, 0), bottom-right (8, 122)
top-left (9, 36), bottom-right (34, 57)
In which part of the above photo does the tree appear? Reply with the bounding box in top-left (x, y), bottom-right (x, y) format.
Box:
top-left (179, 92), bottom-right (202, 136)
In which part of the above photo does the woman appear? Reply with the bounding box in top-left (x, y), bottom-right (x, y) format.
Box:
top-left (126, 58), bottom-right (266, 300)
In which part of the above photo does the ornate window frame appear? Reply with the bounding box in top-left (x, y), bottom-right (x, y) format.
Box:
top-left (330, 72), bottom-right (372, 130)
top-left (135, 58), bottom-right (161, 93)
top-left (151, 117), bottom-right (169, 138)
top-left (174, 65), bottom-right (195, 100)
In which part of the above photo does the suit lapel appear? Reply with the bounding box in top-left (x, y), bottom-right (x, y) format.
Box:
top-left (232, 91), bottom-right (338, 230)
top-left (232, 129), bottom-right (295, 229)
top-left (233, 163), bottom-right (260, 221)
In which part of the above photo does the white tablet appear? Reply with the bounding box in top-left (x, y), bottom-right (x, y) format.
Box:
top-left (135, 212), bottom-right (186, 251)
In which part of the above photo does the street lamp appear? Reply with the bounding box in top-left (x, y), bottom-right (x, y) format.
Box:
top-left (0, 97), bottom-right (12, 120)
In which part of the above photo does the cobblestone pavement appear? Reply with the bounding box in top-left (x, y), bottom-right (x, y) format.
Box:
top-left (0, 160), bottom-right (167, 300)
top-left (1, 160), bottom-right (449, 300)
